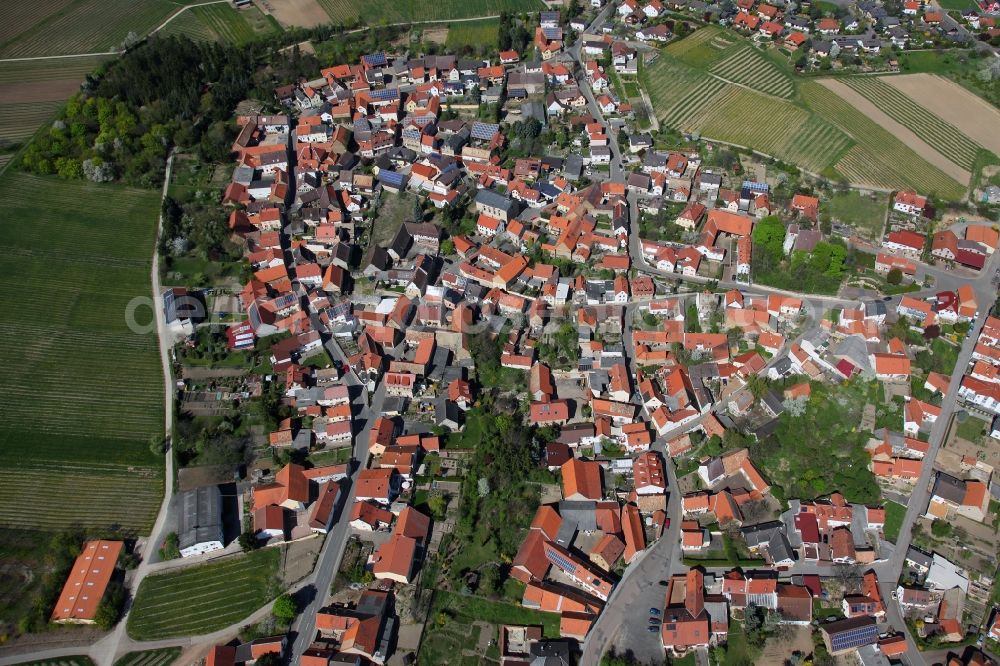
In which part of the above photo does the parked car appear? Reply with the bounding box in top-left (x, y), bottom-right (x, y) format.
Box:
top-left (649, 608), bottom-right (661, 616)
top-left (647, 625), bottom-right (659, 632)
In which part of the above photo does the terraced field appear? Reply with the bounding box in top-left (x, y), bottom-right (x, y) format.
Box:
top-left (316, 0), bottom-right (544, 25)
top-left (709, 45), bottom-right (795, 99)
top-left (841, 76), bottom-right (985, 171)
top-left (113, 648), bottom-right (180, 666)
top-left (696, 87), bottom-right (809, 155)
top-left (161, 5), bottom-right (282, 44)
top-left (0, 0), bottom-right (177, 58)
top-left (775, 115), bottom-right (854, 173)
top-left (0, 173), bottom-right (164, 533)
top-left (802, 80), bottom-right (967, 198)
top-left (643, 57), bottom-right (729, 128)
top-left (127, 550), bottom-right (281, 640)
top-left (0, 101), bottom-right (64, 146)
top-left (644, 28), bottom-right (971, 197)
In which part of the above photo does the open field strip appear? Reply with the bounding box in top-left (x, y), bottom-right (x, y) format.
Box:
top-left (813, 78), bottom-right (970, 190)
top-left (834, 145), bottom-right (904, 190)
top-left (709, 44), bottom-right (795, 98)
top-left (0, 101), bottom-right (64, 143)
top-left (0, 173), bottom-right (163, 533)
top-left (159, 9), bottom-right (219, 42)
top-left (665, 25), bottom-right (739, 68)
top-left (317, 0), bottom-right (543, 25)
top-left (665, 24), bottom-right (723, 55)
top-left (0, 0), bottom-right (177, 58)
top-left (843, 76), bottom-right (983, 170)
top-left (127, 550), bottom-right (280, 640)
top-left (445, 19), bottom-right (500, 52)
top-left (0, 55), bottom-right (111, 85)
top-left (885, 73), bottom-right (1000, 155)
top-left (775, 115), bottom-right (854, 173)
top-left (0, 0), bottom-right (76, 45)
top-left (191, 5), bottom-right (259, 44)
top-left (113, 649), bottom-right (180, 666)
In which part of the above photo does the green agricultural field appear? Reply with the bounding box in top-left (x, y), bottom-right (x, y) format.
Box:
top-left (127, 549), bottom-right (281, 640)
top-left (0, 0), bottom-right (178, 58)
top-left (316, 0), bottom-right (544, 26)
top-left (113, 648), bottom-right (181, 666)
top-left (161, 4), bottom-right (282, 44)
top-left (0, 172), bottom-right (164, 533)
top-left (841, 76), bottom-right (987, 171)
top-left (644, 28), bottom-right (970, 198)
top-left (444, 19), bottom-right (499, 53)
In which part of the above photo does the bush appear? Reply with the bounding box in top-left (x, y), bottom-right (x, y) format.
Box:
top-left (94, 581), bottom-right (126, 630)
top-left (887, 267), bottom-right (903, 285)
top-left (272, 593), bottom-right (297, 623)
top-left (159, 532), bottom-right (181, 560)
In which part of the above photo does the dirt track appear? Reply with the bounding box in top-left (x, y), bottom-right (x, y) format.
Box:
top-left (885, 73), bottom-right (1000, 156)
top-left (818, 78), bottom-right (971, 186)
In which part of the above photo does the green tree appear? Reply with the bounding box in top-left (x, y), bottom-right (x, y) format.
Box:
top-left (886, 267), bottom-right (903, 285)
top-left (440, 239), bottom-right (455, 256)
top-left (94, 582), bottom-right (125, 630)
top-left (272, 593), bottom-right (297, 623)
top-left (428, 492), bottom-right (448, 520)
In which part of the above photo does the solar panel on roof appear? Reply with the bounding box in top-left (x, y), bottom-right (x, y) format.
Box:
top-left (470, 122), bottom-right (500, 141)
top-left (379, 171), bottom-right (405, 187)
top-left (370, 88), bottom-right (399, 101)
top-left (362, 52), bottom-right (387, 66)
top-left (542, 27), bottom-right (562, 39)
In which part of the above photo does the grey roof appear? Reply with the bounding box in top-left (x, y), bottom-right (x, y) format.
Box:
top-left (564, 155), bottom-right (583, 179)
top-left (177, 485), bottom-right (223, 551)
top-left (768, 532), bottom-right (794, 564)
top-left (864, 300), bottom-right (887, 317)
top-left (475, 188), bottom-right (516, 213)
top-left (558, 500), bottom-right (598, 532)
top-left (741, 521), bottom-right (784, 548)
top-left (932, 471), bottom-right (967, 505)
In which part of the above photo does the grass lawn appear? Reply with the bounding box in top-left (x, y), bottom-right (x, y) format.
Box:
top-left (113, 648), bottom-right (181, 666)
top-left (127, 549), bottom-right (281, 640)
top-left (444, 19), bottom-right (499, 53)
top-left (935, 0), bottom-right (978, 9)
top-left (955, 414), bottom-right (987, 443)
top-left (721, 621), bottom-right (754, 666)
top-left (883, 501), bottom-right (906, 544)
top-left (825, 191), bottom-right (887, 240)
top-left (316, 0), bottom-right (544, 26)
